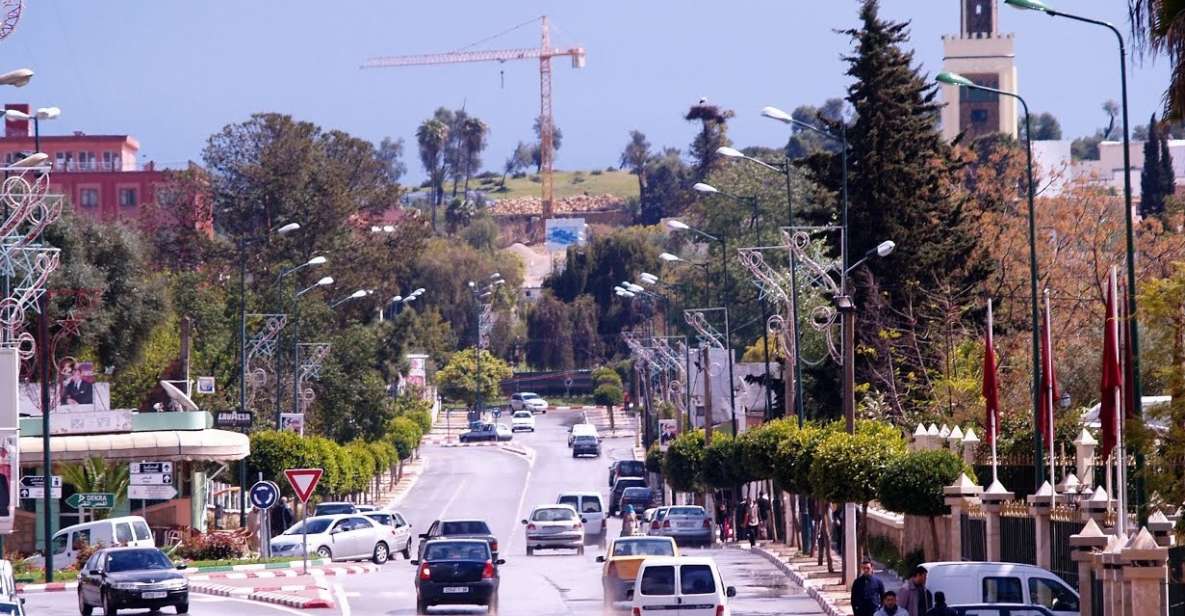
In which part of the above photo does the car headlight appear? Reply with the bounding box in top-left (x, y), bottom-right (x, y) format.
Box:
top-left (161, 579), bottom-right (188, 590)
top-left (112, 582), bottom-right (139, 590)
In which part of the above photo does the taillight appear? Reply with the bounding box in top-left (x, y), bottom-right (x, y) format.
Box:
top-left (482, 561), bottom-right (495, 578)
top-left (663, 520), bottom-right (671, 528)
top-left (490, 540), bottom-right (498, 553)
top-left (527, 523), bottom-right (537, 531)
top-left (650, 521), bottom-right (659, 530)
top-left (703, 519), bottom-right (711, 528)
top-left (632, 609), bottom-right (642, 616)
top-left (715, 605), bottom-right (725, 616)
top-left (418, 564), bottom-right (431, 581)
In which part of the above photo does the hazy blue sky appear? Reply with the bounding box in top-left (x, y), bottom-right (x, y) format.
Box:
top-left (1, 1), bottom-right (1168, 181)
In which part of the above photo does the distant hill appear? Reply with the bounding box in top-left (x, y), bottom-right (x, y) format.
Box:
top-left (476, 169), bottom-right (640, 202)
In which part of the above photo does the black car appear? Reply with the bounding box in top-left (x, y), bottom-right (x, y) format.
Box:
top-left (459, 423), bottom-right (501, 443)
top-left (412, 539), bottom-right (503, 613)
top-left (572, 434), bottom-right (600, 458)
top-left (420, 519), bottom-right (499, 560)
top-left (78, 547), bottom-right (189, 615)
top-left (609, 460), bottom-right (646, 486)
top-left (619, 487), bottom-right (655, 513)
top-left (609, 477), bottom-right (647, 516)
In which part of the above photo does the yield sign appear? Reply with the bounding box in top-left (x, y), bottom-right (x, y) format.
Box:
top-left (284, 468), bottom-right (323, 504)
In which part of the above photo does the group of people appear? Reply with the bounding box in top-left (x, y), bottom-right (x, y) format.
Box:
top-left (715, 492), bottom-right (771, 547)
top-left (852, 563), bottom-right (956, 616)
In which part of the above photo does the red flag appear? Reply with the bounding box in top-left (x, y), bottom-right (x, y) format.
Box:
top-left (983, 300), bottom-right (999, 447)
top-left (1100, 270), bottom-right (1123, 459)
top-left (1121, 283), bottom-right (1137, 420)
top-left (1037, 293), bottom-right (1058, 452)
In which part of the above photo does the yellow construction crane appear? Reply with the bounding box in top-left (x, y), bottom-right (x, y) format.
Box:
top-left (363, 16), bottom-right (585, 221)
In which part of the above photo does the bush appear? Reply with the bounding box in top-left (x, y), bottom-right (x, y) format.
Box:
top-left (701, 434), bottom-right (750, 489)
top-left (645, 442), bottom-right (663, 474)
top-left (591, 366), bottom-right (622, 388)
top-left (878, 449), bottom-right (972, 517)
top-left (389, 416), bottom-right (423, 460)
top-left (664, 430), bottom-right (706, 493)
top-left (571, 172), bottom-right (586, 184)
top-left (175, 532), bottom-right (247, 561)
top-left (773, 422), bottom-right (835, 495)
top-left (810, 430), bottom-right (904, 505)
top-left (739, 418), bottom-right (796, 482)
top-left (590, 169), bottom-right (603, 176)
top-left (593, 383), bottom-right (624, 408)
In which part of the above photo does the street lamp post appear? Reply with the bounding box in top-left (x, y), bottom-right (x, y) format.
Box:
top-left (291, 275), bottom-right (334, 423)
top-left (469, 274), bottom-right (502, 414)
top-left (275, 257), bottom-right (327, 427)
top-left (660, 252), bottom-right (711, 308)
top-left (937, 70), bottom-right (1046, 486)
top-left (1004, 0), bottom-right (1147, 520)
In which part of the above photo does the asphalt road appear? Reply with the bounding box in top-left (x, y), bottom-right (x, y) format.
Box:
top-left (23, 590), bottom-right (317, 616)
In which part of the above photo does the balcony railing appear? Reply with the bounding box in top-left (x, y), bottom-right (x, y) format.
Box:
top-left (54, 160), bottom-right (137, 173)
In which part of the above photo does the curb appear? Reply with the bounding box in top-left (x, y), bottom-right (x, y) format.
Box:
top-left (182, 558), bottom-right (331, 575)
top-left (16, 581), bottom-right (76, 594)
top-left (499, 443), bottom-right (536, 466)
top-left (188, 563), bottom-right (379, 582)
top-left (749, 545), bottom-right (849, 616)
top-left (251, 590), bottom-right (334, 609)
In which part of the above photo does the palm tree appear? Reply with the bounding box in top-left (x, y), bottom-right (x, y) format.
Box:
top-left (618, 130), bottom-right (652, 199)
top-left (1131, 1), bottom-right (1185, 119)
top-left (59, 458), bottom-right (130, 522)
top-left (459, 117), bottom-right (489, 196)
top-left (416, 119), bottom-right (449, 230)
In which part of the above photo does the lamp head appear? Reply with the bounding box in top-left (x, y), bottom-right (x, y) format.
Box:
top-left (621, 290), bottom-right (636, 298)
top-left (666, 219), bottom-right (691, 231)
top-left (692, 182), bottom-right (719, 194)
top-left (390, 295), bottom-right (403, 304)
top-left (876, 240), bottom-right (896, 258)
top-left (626, 283), bottom-right (644, 293)
top-left (493, 279), bottom-right (505, 286)
top-left (715, 146), bottom-right (745, 159)
top-left (1004, 0), bottom-right (1051, 12)
top-left (316, 276), bottom-right (334, 286)
top-left (468, 281), bottom-right (476, 288)
top-left (0, 68), bottom-right (33, 87)
top-left (350, 290), bottom-right (368, 299)
top-left (760, 106), bottom-right (794, 124)
top-left (613, 286), bottom-right (626, 294)
top-left (12, 153), bottom-right (47, 168)
top-left (659, 252), bottom-right (682, 263)
top-left (639, 273), bottom-right (659, 285)
top-left (936, 71), bottom-right (975, 88)
top-left (404, 295), bottom-right (417, 303)
top-left (383, 224), bottom-right (395, 233)
top-left (1, 109), bottom-right (29, 122)
top-left (490, 272), bottom-right (503, 280)
top-left (276, 222), bottom-right (301, 235)
top-left (306, 255), bottom-right (327, 266)
top-left (35, 107), bottom-right (61, 120)
top-left (412, 287), bottom-right (426, 296)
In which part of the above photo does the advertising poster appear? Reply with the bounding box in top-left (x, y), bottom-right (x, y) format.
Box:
top-left (658, 419), bottom-right (678, 451)
top-left (280, 413), bottom-right (305, 436)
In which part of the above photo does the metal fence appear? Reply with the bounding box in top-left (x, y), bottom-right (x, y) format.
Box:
top-left (1000, 503), bottom-right (1036, 565)
top-left (1050, 516), bottom-right (1080, 590)
top-left (960, 512), bottom-right (986, 561)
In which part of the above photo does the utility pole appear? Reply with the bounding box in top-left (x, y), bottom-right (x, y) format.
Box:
top-left (701, 346), bottom-right (713, 447)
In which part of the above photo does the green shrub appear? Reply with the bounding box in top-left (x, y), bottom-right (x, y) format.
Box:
top-left (739, 418), bottom-right (796, 482)
top-left (810, 429), bottom-right (905, 505)
top-left (389, 416), bottom-right (423, 460)
top-left (590, 169), bottom-right (603, 176)
top-left (645, 442), bottom-right (663, 474)
top-left (664, 430), bottom-right (705, 493)
top-left (593, 383), bottom-right (624, 408)
top-left (701, 434), bottom-right (750, 489)
top-left (773, 422), bottom-right (835, 495)
top-left (877, 449), bottom-right (972, 517)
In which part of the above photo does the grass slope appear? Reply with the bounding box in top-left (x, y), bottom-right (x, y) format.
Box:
top-left (469, 169), bottom-right (640, 201)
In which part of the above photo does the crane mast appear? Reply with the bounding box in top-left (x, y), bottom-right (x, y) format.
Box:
top-left (363, 16), bottom-right (585, 221)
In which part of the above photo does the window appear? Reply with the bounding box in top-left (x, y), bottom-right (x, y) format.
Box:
top-left (971, 109), bottom-right (990, 125)
top-left (71, 528), bottom-right (92, 550)
top-left (983, 576), bottom-right (1024, 603)
top-left (79, 188), bottom-right (99, 209)
top-left (103, 151), bottom-right (120, 170)
top-left (680, 564), bottom-right (717, 595)
top-left (119, 188), bottom-right (137, 208)
top-left (1028, 577), bottom-right (1079, 612)
top-left (132, 520), bottom-right (151, 541)
top-left (581, 499), bottom-right (602, 514)
top-left (50, 533), bottom-right (67, 555)
top-left (532, 508), bottom-right (576, 522)
top-left (84, 552), bottom-right (101, 573)
top-left (107, 549), bottom-right (172, 572)
top-left (393, 514), bottom-right (407, 528)
top-left (639, 565), bottom-right (676, 596)
top-left (77, 152), bottom-right (96, 170)
top-left (368, 513), bottom-right (393, 527)
top-left (115, 522), bottom-right (134, 545)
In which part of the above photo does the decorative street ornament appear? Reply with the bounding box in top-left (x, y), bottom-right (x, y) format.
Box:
top-left (683, 310), bottom-right (725, 350)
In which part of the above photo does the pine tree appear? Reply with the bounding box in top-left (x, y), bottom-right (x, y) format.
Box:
top-left (1161, 128), bottom-right (1177, 207)
top-left (1142, 114), bottom-right (1167, 217)
top-left (837, 0), bottom-right (992, 416)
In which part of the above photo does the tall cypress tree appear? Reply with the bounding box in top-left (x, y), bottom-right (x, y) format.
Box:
top-left (1141, 114), bottom-right (1167, 217)
top-left (836, 0), bottom-right (991, 417)
top-left (1161, 127), bottom-right (1177, 208)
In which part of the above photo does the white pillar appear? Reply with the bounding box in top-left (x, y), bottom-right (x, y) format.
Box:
top-left (981, 479), bottom-right (1014, 562)
top-left (961, 428), bottom-right (980, 467)
top-left (1027, 481), bottom-right (1055, 569)
top-left (1074, 429), bottom-right (1098, 488)
top-left (943, 473), bottom-right (983, 561)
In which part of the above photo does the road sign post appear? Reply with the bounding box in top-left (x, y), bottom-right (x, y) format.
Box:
top-left (284, 468), bottom-right (322, 573)
top-left (250, 480), bottom-right (280, 559)
top-left (65, 493), bottom-right (114, 509)
top-left (19, 475), bottom-right (62, 499)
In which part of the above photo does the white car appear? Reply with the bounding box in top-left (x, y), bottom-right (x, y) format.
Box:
top-left (511, 392), bottom-right (549, 413)
top-left (511, 410), bottom-right (536, 432)
top-left (522, 504), bottom-right (585, 555)
top-left (633, 556), bottom-right (736, 616)
top-left (363, 510), bottom-right (415, 559)
top-left (270, 514), bottom-right (394, 563)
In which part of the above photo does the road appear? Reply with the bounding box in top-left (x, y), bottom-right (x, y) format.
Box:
top-left (25, 411), bottom-right (823, 615)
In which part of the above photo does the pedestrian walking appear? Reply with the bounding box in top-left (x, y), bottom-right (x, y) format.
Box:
top-left (924, 592), bottom-right (957, 616)
top-left (897, 566), bottom-right (933, 616)
top-left (851, 560), bottom-right (885, 616)
top-left (873, 591), bottom-right (900, 616)
top-left (744, 497), bottom-right (760, 547)
top-left (757, 491), bottom-right (771, 539)
top-left (271, 496), bottom-right (294, 538)
top-left (621, 505), bottom-right (638, 537)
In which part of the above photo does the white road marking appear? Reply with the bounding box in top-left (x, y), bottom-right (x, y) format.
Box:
top-left (191, 593), bottom-right (315, 616)
top-left (437, 477), bottom-right (468, 519)
top-left (503, 452), bottom-right (535, 552)
top-left (333, 582), bottom-right (351, 616)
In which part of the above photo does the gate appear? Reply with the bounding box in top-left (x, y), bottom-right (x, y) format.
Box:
top-left (960, 512), bottom-right (986, 561)
top-left (1050, 514), bottom-right (1079, 589)
top-left (1000, 502), bottom-right (1035, 565)
top-left (1170, 545), bottom-right (1185, 616)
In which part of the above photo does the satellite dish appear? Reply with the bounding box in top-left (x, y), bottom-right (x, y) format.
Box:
top-left (159, 380), bottom-right (199, 412)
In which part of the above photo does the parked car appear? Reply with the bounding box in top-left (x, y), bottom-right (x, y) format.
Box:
top-left (270, 514), bottom-right (393, 563)
top-left (641, 506), bottom-right (670, 535)
top-left (609, 460), bottom-right (646, 487)
top-left (495, 423), bottom-right (513, 441)
top-left (354, 504), bottom-right (377, 513)
top-left (632, 556), bottom-right (736, 616)
top-left (522, 504), bottom-right (585, 555)
top-left (459, 423), bottom-right (500, 443)
top-left (923, 561), bottom-right (1079, 616)
top-left (556, 492), bottom-right (606, 541)
top-left (649, 506), bottom-right (712, 547)
top-left (363, 511), bottom-right (414, 559)
top-left (596, 536), bottom-right (679, 607)
top-left (511, 410), bottom-right (536, 432)
top-left (570, 423), bottom-right (598, 447)
top-left (419, 519), bottom-right (499, 560)
top-left (609, 477), bottom-right (648, 516)
top-left (313, 502), bottom-right (358, 516)
top-left (510, 392), bottom-right (548, 413)
top-left (619, 487), bottom-right (656, 514)
top-left (412, 539), bottom-right (503, 614)
top-left (948, 605), bottom-right (1057, 616)
top-left (572, 434), bottom-right (601, 458)
top-left (51, 516), bottom-right (154, 571)
top-left (77, 547), bottom-right (188, 616)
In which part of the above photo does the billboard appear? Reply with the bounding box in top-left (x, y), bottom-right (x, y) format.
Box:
top-left (280, 413), bottom-right (305, 436)
top-left (545, 217), bottom-right (587, 251)
top-left (658, 419), bottom-right (678, 451)
top-left (689, 347), bottom-right (735, 430)
top-left (18, 357), bottom-right (129, 434)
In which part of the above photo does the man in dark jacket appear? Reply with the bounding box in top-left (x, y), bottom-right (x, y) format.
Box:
top-left (924, 591), bottom-right (957, 616)
top-left (851, 560), bottom-right (885, 616)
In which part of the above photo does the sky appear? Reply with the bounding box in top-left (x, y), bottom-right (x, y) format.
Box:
top-left (0, 1), bottom-right (1169, 182)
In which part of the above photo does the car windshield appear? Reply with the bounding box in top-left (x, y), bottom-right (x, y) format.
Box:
top-left (575, 435), bottom-right (597, 443)
top-left (424, 542), bottom-right (490, 561)
top-left (285, 518), bottom-right (334, 535)
top-left (514, 411), bottom-right (532, 418)
top-left (612, 539), bottom-right (676, 557)
top-left (440, 521), bottom-right (492, 535)
top-left (532, 508), bottom-right (576, 522)
top-left (615, 479), bottom-right (645, 491)
top-left (315, 503), bottom-right (354, 516)
top-left (618, 461), bottom-right (645, 476)
top-left (521, 393), bottom-right (538, 400)
top-left (107, 549), bottom-right (173, 572)
top-left (623, 488), bottom-right (651, 498)
top-left (668, 507), bottom-right (705, 517)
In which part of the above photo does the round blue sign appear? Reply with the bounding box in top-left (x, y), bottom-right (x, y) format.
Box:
top-left (250, 480), bottom-right (279, 509)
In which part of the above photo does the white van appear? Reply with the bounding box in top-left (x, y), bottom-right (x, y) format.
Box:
top-left (0, 560), bottom-right (16, 601)
top-left (50, 516), bottom-right (154, 570)
top-left (923, 561), bottom-right (1080, 615)
top-left (557, 492), bottom-right (606, 540)
top-left (568, 423), bottom-right (599, 447)
top-left (632, 556), bottom-right (736, 616)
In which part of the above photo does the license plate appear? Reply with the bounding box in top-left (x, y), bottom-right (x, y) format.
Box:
top-left (142, 591), bottom-right (168, 599)
top-left (442, 586), bottom-right (469, 594)
top-left (678, 522), bottom-right (695, 528)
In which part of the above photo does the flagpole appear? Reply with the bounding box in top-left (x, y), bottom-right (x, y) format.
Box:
top-left (1044, 289), bottom-right (1056, 506)
top-left (987, 299), bottom-right (999, 485)
top-left (1111, 267), bottom-right (1128, 537)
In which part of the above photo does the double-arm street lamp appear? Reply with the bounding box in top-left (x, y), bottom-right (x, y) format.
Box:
top-left (1003, 0), bottom-right (1147, 519)
top-left (382, 287), bottom-right (425, 320)
top-left (666, 219), bottom-right (728, 308)
top-left (660, 252), bottom-right (711, 308)
top-left (275, 258), bottom-right (328, 425)
top-left (469, 273), bottom-right (504, 414)
top-left (937, 70), bottom-right (1047, 485)
top-left (330, 288), bottom-right (370, 309)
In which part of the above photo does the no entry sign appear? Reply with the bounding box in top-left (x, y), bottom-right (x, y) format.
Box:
top-left (284, 468), bottom-right (323, 504)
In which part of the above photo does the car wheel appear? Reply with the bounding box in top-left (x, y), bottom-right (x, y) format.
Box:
top-left (526, 546), bottom-right (534, 556)
top-left (577, 545), bottom-right (585, 555)
top-left (78, 589), bottom-right (93, 616)
top-left (176, 602), bottom-right (189, 614)
top-left (316, 546), bottom-right (333, 560)
top-left (487, 593), bottom-right (499, 613)
top-left (372, 541), bottom-right (389, 564)
top-left (402, 539), bottom-right (412, 560)
top-left (416, 596), bottom-right (429, 614)
top-left (103, 592), bottom-right (118, 616)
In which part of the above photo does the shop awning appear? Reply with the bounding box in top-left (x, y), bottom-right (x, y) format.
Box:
top-left (19, 429), bottom-right (249, 464)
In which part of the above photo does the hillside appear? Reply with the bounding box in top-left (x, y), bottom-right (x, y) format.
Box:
top-left (477, 168), bottom-right (640, 202)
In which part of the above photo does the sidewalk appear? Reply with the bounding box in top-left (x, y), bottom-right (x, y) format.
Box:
top-left (750, 542), bottom-right (854, 616)
top-left (378, 455), bottom-right (427, 510)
